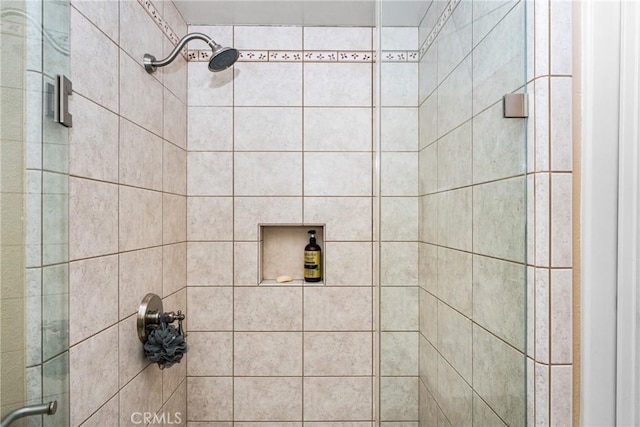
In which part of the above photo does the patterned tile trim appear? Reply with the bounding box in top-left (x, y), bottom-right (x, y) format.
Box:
top-left (137, 0), bottom-right (188, 59)
top-left (135, 0), bottom-right (420, 64)
top-left (189, 49), bottom-right (417, 63)
top-left (419, 0), bottom-right (461, 58)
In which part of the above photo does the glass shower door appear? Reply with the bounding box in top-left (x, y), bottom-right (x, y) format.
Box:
top-left (377, 0), bottom-right (528, 424)
top-left (1, 0), bottom-right (70, 425)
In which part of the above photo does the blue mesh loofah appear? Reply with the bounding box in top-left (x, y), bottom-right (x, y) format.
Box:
top-left (143, 319), bottom-right (187, 370)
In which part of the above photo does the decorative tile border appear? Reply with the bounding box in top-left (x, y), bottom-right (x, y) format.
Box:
top-left (135, 0), bottom-right (420, 65)
top-left (419, 0), bottom-right (461, 58)
top-left (190, 49), bottom-right (416, 63)
top-left (137, 0), bottom-right (188, 59)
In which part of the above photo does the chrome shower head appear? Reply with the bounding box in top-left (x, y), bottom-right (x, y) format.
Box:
top-left (143, 32), bottom-right (238, 74)
top-left (208, 45), bottom-right (240, 72)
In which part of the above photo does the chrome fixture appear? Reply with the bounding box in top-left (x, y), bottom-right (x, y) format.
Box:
top-left (503, 93), bottom-right (529, 118)
top-left (1, 401), bottom-right (57, 427)
top-left (143, 32), bottom-right (239, 74)
top-left (137, 293), bottom-right (185, 342)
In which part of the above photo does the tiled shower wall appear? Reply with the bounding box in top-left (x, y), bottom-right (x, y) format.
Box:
top-left (417, 1), bottom-right (528, 425)
top-left (415, 0), bottom-right (574, 425)
top-left (379, 28), bottom-right (421, 424)
top-left (67, 1), bottom-right (188, 425)
top-left (185, 25), bottom-right (377, 424)
top-left (526, 0), bottom-right (574, 425)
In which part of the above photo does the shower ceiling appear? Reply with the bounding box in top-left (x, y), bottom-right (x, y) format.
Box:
top-left (172, 0), bottom-right (429, 27)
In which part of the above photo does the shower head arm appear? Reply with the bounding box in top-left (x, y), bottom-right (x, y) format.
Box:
top-left (143, 32), bottom-right (220, 73)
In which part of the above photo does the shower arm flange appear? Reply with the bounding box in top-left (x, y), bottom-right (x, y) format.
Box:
top-left (143, 32), bottom-right (219, 74)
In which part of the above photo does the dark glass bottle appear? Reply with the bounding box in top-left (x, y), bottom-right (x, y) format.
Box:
top-left (304, 229), bottom-right (322, 282)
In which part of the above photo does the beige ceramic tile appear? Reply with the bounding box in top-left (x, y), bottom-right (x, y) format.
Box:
top-left (71, 0), bottom-right (118, 42)
top-left (379, 377), bottom-right (419, 421)
top-left (304, 332), bottom-right (372, 376)
top-left (69, 95), bottom-right (118, 182)
top-left (186, 286), bottom-right (233, 331)
top-left (235, 107), bottom-right (302, 151)
top-left (187, 197), bottom-right (233, 241)
top-left (69, 178), bottom-right (118, 260)
top-left (535, 361), bottom-right (550, 425)
top-left (437, 247), bottom-right (472, 316)
top-left (234, 332), bottom-right (302, 376)
top-left (304, 27), bottom-right (372, 50)
top-left (164, 141), bottom-right (187, 195)
top-left (551, 173), bottom-right (572, 267)
top-left (550, 268), bottom-right (572, 364)
top-left (119, 247), bottom-right (163, 319)
top-left (234, 287), bottom-right (302, 331)
top-left (304, 107), bottom-right (372, 152)
top-left (304, 287), bottom-right (372, 331)
top-left (380, 107), bottom-right (418, 152)
top-left (187, 377), bottom-right (233, 421)
top-left (437, 57), bottom-right (472, 138)
top-left (119, 186), bottom-right (163, 251)
top-left (187, 152), bottom-right (233, 196)
top-left (163, 193), bottom-right (186, 244)
top-left (380, 63), bottom-right (418, 107)
top-left (381, 27), bottom-right (418, 51)
top-left (437, 302), bottom-right (472, 382)
top-left (234, 197), bottom-right (302, 241)
top-left (303, 197), bottom-right (371, 241)
top-left (163, 243), bottom-right (187, 297)
top-left (69, 326), bottom-right (119, 426)
top-left (323, 242), bottom-right (372, 285)
top-left (235, 25), bottom-right (302, 50)
top-left (80, 395), bottom-right (119, 427)
top-left (304, 377), bottom-right (372, 421)
top-left (304, 153), bottom-right (371, 196)
top-left (118, 314), bottom-right (151, 389)
top-left (70, 8), bottom-right (119, 111)
top-left (187, 332), bottom-right (233, 376)
top-left (472, 102), bottom-right (526, 184)
top-left (550, 365), bottom-right (572, 426)
top-left (188, 107), bottom-right (233, 151)
top-left (419, 289), bottom-right (437, 347)
top-left (381, 332), bottom-right (419, 376)
top-left (119, 118), bottom-right (163, 190)
top-left (437, 0), bottom-right (472, 85)
top-left (472, 3), bottom-right (525, 114)
top-left (235, 62), bottom-right (302, 106)
top-left (472, 177), bottom-right (526, 263)
top-left (234, 152), bottom-right (302, 196)
top-left (188, 62), bottom-right (234, 107)
top-left (380, 242), bottom-right (418, 286)
top-left (164, 91), bottom-right (187, 148)
top-left (473, 393), bottom-right (507, 427)
top-left (436, 356), bottom-right (472, 426)
top-left (120, 51), bottom-right (163, 136)
top-left (438, 187), bottom-right (472, 252)
top-left (234, 242), bottom-right (259, 286)
top-left (304, 63), bottom-right (372, 107)
top-left (472, 325), bottom-right (526, 427)
top-left (473, 255), bottom-right (526, 351)
top-left (119, 0), bottom-right (163, 65)
top-left (380, 197), bottom-right (418, 241)
top-left (234, 377), bottom-right (302, 421)
top-left (419, 334), bottom-right (438, 393)
top-left (187, 242), bottom-right (233, 286)
top-left (380, 287), bottom-right (419, 331)
top-left (69, 255), bottom-right (118, 344)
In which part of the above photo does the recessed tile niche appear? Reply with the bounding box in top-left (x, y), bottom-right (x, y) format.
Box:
top-left (260, 225), bottom-right (325, 285)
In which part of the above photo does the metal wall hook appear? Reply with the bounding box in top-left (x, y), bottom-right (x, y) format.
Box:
top-left (137, 293), bottom-right (186, 343)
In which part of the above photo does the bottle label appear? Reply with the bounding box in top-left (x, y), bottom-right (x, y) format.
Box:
top-left (304, 251), bottom-right (321, 279)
